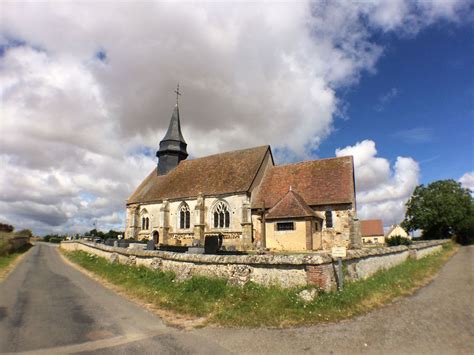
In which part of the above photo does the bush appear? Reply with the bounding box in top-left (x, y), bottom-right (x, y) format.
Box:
top-left (386, 235), bottom-right (412, 246)
top-left (49, 237), bottom-right (63, 244)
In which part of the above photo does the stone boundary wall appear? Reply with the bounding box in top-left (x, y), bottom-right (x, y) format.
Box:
top-left (60, 239), bottom-right (449, 290)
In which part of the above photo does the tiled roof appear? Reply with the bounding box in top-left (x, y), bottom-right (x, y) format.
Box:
top-left (266, 189), bottom-right (315, 219)
top-left (252, 156), bottom-right (355, 209)
top-left (360, 219), bottom-right (384, 236)
top-left (128, 146), bottom-right (270, 204)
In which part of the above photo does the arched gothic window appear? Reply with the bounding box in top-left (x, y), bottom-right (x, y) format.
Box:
top-left (140, 208), bottom-right (149, 230)
top-left (212, 201), bottom-right (230, 229)
top-left (142, 217), bottom-right (150, 230)
top-left (179, 203), bottom-right (190, 229)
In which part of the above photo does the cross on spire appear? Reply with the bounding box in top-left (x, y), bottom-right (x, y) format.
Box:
top-left (174, 83), bottom-right (181, 105)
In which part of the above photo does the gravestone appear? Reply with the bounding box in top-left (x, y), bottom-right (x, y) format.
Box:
top-left (187, 246), bottom-right (205, 254)
top-left (146, 239), bottom-right (156, 250)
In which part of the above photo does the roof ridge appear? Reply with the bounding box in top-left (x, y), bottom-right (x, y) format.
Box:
top-left (266, 188), bottom-right (314, 218)
top-left (273, 155), bottom-right (353, 169)
top-left (183, 145), bottom-right (270, 162)
top-left (290, 189), bottom-right (312, 211)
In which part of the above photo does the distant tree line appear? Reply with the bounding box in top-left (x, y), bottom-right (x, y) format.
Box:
top-left (84, 229), bottom-right (123, 240)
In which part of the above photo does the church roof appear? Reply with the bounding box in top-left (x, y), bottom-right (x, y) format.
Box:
top-left (265, 189), bottom-right (316, 219)
top-left (252, 156), bottom-right (355, 209)
top-left (360, 219), bottom-right (384, 237)
top-left (128, 145), bottom-right (270, 204)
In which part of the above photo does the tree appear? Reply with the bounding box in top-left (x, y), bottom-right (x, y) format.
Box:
top-left (402, 180), bottom-right (473, 240)
top-left (0, 223), bottom-right (14, 233)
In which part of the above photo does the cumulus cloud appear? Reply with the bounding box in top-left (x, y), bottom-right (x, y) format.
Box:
top-left (336, 140), bottom-right (420, 226)
top-left (0, 0), bottom-right (468, 234)
top-left (459, 172), bottom-right (474, 191)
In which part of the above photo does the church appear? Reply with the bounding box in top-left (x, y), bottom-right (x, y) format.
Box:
top-left (125, 98), bottom-right (361, 252)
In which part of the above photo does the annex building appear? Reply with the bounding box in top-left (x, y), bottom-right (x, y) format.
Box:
top-left (126, 101), bottom-right (361, 252)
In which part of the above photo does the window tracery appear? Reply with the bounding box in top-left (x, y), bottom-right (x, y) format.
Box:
top-left (179, 203), bottom-right (191, 229)
top-left (212, 201), bottom-right (230, 229)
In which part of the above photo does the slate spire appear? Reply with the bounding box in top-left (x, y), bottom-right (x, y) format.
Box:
top-left (156, 98), bottom-right (188, 175)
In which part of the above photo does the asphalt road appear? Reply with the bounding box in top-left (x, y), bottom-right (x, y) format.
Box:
top-left (0, 243), bottom-right (472, 354)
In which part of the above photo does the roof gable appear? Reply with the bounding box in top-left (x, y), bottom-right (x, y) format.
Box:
top-left (266, 189), bottom-right (314, 219)
top-left (360, 219), bottom-right (384, 236)
top-left (252, 156), bottom-right (355, 209)
top-left (128, 145), bottom-right (270, 204)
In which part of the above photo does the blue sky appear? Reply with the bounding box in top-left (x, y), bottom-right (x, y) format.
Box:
top-left (320, 22), bottom-right (474, 185)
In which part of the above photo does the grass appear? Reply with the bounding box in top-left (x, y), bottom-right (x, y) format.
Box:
top-left (62, 242), bottom-right (456, 327)
top-left (0, 243), bottom-right (32, 280)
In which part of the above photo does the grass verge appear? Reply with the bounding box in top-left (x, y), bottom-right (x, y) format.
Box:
top-left (0, 244), bottom-right (32, 281)
top-left (61, 242), bottom-right (456, 327)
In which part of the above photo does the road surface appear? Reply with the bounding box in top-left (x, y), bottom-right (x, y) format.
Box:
top-left (0, 243), bottom-right (472, 354)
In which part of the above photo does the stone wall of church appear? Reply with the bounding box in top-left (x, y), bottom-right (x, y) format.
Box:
top-left (314, 204), bottom-right (355, 250)
top-left (265, 220), bottom-right (308, 251)
top-left (125, 193), bottom-right (252, 249)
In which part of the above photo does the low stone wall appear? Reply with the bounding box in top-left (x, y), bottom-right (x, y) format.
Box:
top-left (60, 239), bottom-right (449, 290)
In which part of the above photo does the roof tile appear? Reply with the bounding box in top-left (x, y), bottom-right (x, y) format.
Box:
top-left (128, 146), bottom-right (269, 204)
top-left (360, 219), bottom-right (384, 236)
top-left (266, 189), bottom-right (315, 219)
top-left (252, 156), bottom-right (355, 208)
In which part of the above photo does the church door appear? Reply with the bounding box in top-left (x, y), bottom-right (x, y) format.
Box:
top-left (153, 231), bottom-right (159, 245)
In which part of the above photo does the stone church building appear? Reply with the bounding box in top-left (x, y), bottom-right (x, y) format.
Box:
top-left (126, 102), bottom-right (361, 251)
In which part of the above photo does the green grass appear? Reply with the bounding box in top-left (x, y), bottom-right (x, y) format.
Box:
top-left (62, 242), bottom-right (456, 327)
top-left (0, 243), bottom-right (32, 280)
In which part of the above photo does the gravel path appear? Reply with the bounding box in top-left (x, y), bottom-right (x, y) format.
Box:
top-left (0, 243), bottom-right (472, 354)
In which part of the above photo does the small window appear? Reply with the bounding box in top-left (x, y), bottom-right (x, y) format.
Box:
top-left (276, 222), bottom-right (295, 231)
top-left (325, 210), bottom-right (333, 228)
top-left (314, 222), bottom-right (320, 231)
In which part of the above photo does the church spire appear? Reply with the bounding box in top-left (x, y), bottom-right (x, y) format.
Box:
top-left (156, 85), bottom-right (188, 175)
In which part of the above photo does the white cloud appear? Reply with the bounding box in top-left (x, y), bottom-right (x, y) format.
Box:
top-left (459, 172), bottom-right (474, 191)
top-left (393, 127), bottom-right (434, 143)
top-left (374, 88), bottom-right (399, 112)
top-left (336, 140), bottom-right (420, 226)
top-left (0, 1), bottom-right (468, 234)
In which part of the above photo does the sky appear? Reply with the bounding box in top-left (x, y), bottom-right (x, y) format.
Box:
top-left (0, 0), bottom-right (473, 235)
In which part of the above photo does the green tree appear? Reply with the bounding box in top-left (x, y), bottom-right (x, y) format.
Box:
top-left (402, 179), bottom-right (473, 240)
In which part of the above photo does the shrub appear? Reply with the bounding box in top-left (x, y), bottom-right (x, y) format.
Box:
top-left (49, 237), bottom-right (63, 243)
top-left (386, 235), bottom-right (412, 246)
